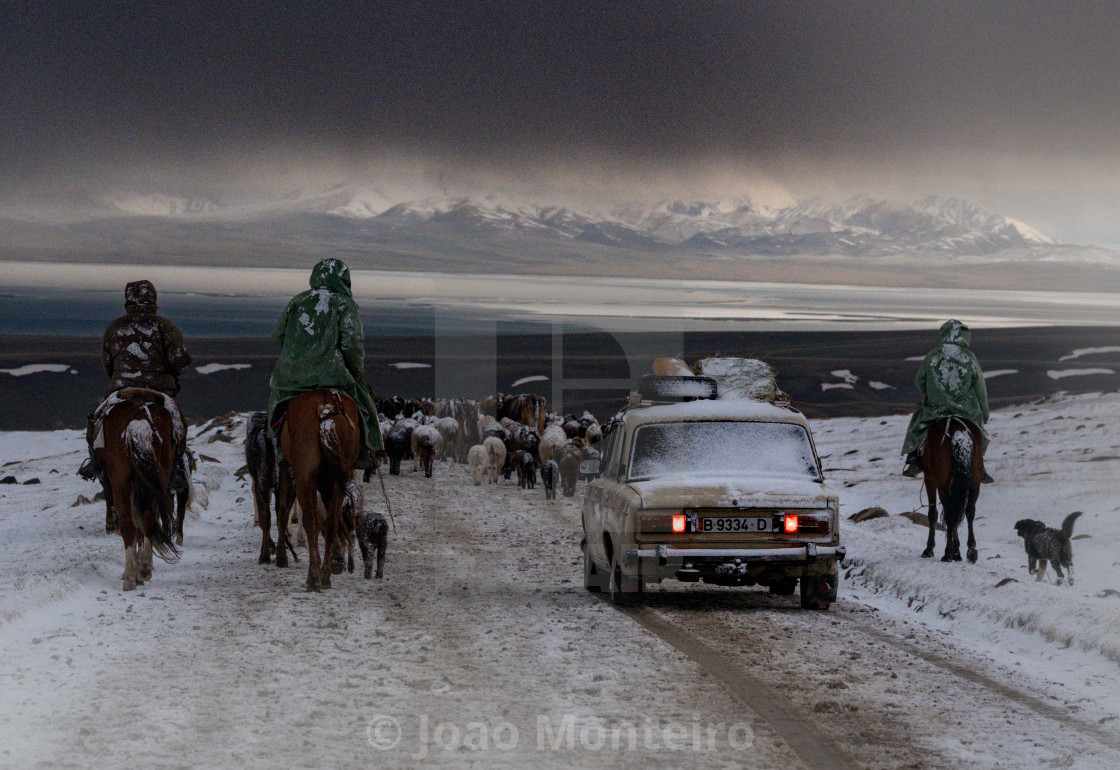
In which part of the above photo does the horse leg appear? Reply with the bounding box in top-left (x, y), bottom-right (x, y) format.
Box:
top-left (1035, 560), bottom-right (1048, 581)
top-left (257, 479), bottom-right (273, 565)
top-left (921, 478), bottom-right (937, 558)
top-left (138, 536), bottom-right (153, 583)
top-left (965, 488), bottom-right (979, 564)
top-left (117, 493), bottom-right (139, 591)
top-left (275, 472), bottom-right (295, 568)
top-left (299, 482), bottom-right (322, 591)
top-left (321, 484), bottom-right (342, 587)
top-left (174, 489), bottom-right (187, 547)
top-left (103, 482), bottom-right (117, 534)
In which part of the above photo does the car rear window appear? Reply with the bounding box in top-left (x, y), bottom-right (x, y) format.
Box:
top-left (627, 420), bottom-right (820, 482)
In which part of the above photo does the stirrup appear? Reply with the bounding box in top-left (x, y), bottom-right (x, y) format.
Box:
top-left (902, 463), bottom-right (922, 478)
top-left (78, 458), bottom-right (99, 481)
top-left (169, 466), bottom-right (190, 494)
top-left (353, 448), bottom-right (379, 470)
top-left (981, 470), bottom-right (995, 484)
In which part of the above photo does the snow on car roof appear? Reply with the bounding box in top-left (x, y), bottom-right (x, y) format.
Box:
top-left (622, 398), bottom-right (810, 428)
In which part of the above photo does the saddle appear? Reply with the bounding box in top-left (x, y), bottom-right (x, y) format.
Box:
top-left (92, 388), bottom-right (185, 448)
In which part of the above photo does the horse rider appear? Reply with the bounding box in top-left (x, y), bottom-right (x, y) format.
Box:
top-left (901, 319), bottom-right (994, 483)
top-left (267, 258), bottom-right (383, 469)
top-left (78, 280), bottom-right (193, 492)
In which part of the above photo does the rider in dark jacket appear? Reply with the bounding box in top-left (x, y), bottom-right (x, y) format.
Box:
top-left (79, 280), bottom-right (193, 490)
top-left (901, 319), bottom-right (993, 483)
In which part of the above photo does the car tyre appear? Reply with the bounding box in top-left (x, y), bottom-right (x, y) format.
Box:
top-left (800, 576), bottom-right (831, 610)
top-left (609, 552), bottom-right (643, 606)
top-left (770, 577), bottom-right (797, 596)
top-left (584, 546), bottom-right (604, 593)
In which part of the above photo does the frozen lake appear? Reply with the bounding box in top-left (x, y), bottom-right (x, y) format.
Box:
top-left (3, 260), bottom-right (1120, 336)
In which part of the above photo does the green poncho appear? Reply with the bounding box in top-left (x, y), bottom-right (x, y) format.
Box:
top-left (901, 319), bottom-right (989, 456)
top-left (267, 259), bottom-right (383, 452)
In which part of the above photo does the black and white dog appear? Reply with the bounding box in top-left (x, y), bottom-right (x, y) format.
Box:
top-left (1013, 511), bottom-right (1081, 585)
top-left (341, 481), bottom-right (389, 579)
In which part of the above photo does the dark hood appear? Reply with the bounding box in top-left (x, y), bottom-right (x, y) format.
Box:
top-left (124, 280), bottom-right (158, 314)
top-left (308, 259), bottom-right (353, 297)
top-left (938, 319), bottom-right (970, 347)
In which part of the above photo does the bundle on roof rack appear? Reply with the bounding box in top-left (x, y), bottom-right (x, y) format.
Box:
top-left (694, 357), bottom-right (788, 403)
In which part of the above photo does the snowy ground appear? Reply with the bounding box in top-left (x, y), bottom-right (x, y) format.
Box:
top-left (1, 395), bottom-right (1120, 768)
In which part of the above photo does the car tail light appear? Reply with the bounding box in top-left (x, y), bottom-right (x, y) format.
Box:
top-left (783, 515), bottom-right (799, 534)
top-left (671, 514), bottom-right (686, 533)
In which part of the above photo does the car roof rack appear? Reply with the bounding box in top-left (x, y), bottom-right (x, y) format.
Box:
top-left (631, 375), bottom-right (719, 405)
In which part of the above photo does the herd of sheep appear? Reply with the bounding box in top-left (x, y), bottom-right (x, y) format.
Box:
top-left (373, 393), bottom-right (604, 499)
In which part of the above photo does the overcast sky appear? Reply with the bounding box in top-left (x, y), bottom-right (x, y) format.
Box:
top-left (5, 1), bottom-right (1120, 244)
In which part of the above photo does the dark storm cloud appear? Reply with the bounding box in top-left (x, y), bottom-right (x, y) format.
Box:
top-left (4, 1), bottom-right (1120, 187)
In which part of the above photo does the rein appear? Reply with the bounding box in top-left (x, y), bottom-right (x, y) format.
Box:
top-left (374, 464), bottom-right (397, 532)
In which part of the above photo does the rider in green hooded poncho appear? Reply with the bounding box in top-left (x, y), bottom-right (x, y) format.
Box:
top-left (901, 319), bottom-right (993, 483)
top-left (268, 259), bottom-right (383, 467)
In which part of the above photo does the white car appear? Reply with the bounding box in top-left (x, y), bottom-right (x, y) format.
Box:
top-left (581, 380), bottom-right (843, 609)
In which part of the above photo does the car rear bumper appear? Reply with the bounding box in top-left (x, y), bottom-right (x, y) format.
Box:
top-left (624, 543), bottom-right (845, 568)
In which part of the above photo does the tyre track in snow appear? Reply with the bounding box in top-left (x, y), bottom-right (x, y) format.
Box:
top-left (619, 604), bottom-right (859, 770)
top-left (831, 606), bottom-right (1120, 754)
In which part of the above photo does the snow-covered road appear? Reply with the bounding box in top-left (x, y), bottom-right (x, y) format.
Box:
top-left (2, 395), bottom-right (1120, 769)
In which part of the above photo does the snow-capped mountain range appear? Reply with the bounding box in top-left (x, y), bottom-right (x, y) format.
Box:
top-left (0, 184), bottom-right (1080, 279)
top-left (70, 187), bottom-right (1055, 257)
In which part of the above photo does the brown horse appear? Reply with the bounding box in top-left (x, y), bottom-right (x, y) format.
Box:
top-left (919, 416), bottom-right (983, 563)
top-left (277, 390), bottom-right (361, 590)
top-left (95, 388), bottom-right (182, 590)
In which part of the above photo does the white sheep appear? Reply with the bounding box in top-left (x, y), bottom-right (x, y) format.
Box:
top-left (482, 436), bottom-right (506, 484)
top-left (539, 424), bottom-right (568, 463)
top-left (467, 444), bottom-right (489, 486)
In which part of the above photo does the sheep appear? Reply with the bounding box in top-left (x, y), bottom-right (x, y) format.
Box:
top-left (556, 444), bottom-right (582, 497)
top-left (411, 424), bottom-right (443, 478)
top-left (482, 436), bottom-right (506, 484)
top-left (539, 424), bottom-right (568, 463)
top-left (515, 450), bottom-right (536, 489)
top-left (434, 417), bottom-right (460, 462)
top-left (467, 444), bottom-right (489, 486)
top-left (384, 424), bottom-right (411, 475)
top-left (541, 460), bottom-right (559, 499)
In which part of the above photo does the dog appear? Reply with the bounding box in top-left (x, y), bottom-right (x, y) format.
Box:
top-left (1013, 511), bottom-right (1081, 585)
top-left (340, 482), bottom-right (389, 579)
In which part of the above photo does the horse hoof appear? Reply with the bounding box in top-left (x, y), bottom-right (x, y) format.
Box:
top-left (967, 549), bottom-right (978, 564)
top-left (941, 555), bottom-right (952, 562)
top-left (139, 569), bottom-right (152, 581)
top-left (258, 555), bottom-right (271, 565)
top-left (921, 549), bottom-right (934, 558)
top-left (276, 555), bottom-right (289, 569)
top-left (123, 580), bottom-right (137, 591)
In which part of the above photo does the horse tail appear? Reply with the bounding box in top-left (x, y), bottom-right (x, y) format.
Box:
top-left (125, 411), bottom-right (181, 564)
top-left (943, 425), bottom-right (974, 532)
top-left (318, 412), bottom-right (345, 468)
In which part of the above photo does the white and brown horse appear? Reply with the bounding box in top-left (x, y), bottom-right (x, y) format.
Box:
top-left (96, 388), bottom-right (183, 590)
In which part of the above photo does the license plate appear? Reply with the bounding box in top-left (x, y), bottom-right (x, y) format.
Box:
top-left (700, 516), bottom-right (771, 533)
